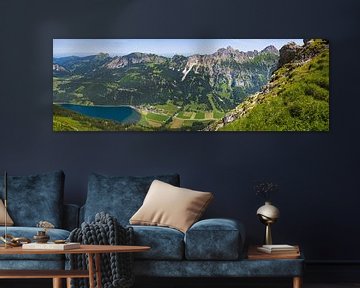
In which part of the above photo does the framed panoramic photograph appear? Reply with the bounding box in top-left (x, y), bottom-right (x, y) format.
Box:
top-left (53, 39), bottom-right (329, 132)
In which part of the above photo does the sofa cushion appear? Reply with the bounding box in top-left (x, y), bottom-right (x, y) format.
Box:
top-left (130, 180), bottom-right (213, 233)
top-left (84, 173), bottom-right (180, 225)
top-left (0, 171), bottom-right (65, 228)
top-left (0, 199), bottom-right (14, 226)
top-left (130, 225), bottom-right (184, 260)
top-left (184, 218), bottom-right (245, 260)
top-left (0, 227), bottom-right (70, 261)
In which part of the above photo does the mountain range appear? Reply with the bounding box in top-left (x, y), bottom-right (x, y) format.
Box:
top-left (53, 45), bottom-right (279, 111)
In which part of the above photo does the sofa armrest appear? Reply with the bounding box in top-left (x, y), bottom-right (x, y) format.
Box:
top-left (63, 204), bottom-right (80, 231)
top-left (184, 218), bottom-right (245, 260)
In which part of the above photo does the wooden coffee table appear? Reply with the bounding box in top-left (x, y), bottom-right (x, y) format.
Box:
top-left (0, 244), bottom-right (150, 288)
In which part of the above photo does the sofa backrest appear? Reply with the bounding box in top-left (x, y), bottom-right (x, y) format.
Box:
top-left (0, 170), bottom-right (65, 228)
top-left (82, 173), bottom-right (180, 226)
top-left (63, 203), bottom-right (79, 231)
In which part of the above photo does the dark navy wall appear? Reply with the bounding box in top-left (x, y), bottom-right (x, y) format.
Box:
top-left (0, 0), bottom-right (359, 262)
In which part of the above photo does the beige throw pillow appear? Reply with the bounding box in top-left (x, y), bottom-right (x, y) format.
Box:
top-left (0, 199), bottom-right (14, 226)
top-left (130, 180), bottom-right (213, 233)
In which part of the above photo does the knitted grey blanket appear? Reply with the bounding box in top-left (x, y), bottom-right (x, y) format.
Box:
top-left (68, 212), bottom-right (134, 288)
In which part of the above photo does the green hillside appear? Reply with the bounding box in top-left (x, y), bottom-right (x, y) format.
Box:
top-left (220, 40), bottom-right (329, 131)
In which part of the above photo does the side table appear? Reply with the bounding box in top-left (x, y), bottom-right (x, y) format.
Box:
top-left (247, 245), bottom-right (303, 288)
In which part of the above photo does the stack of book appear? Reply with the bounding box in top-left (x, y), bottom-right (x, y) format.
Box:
top-left (257, 244), bottom-right (299, 254)
top-left (248, 244), bottom-right (300, 259)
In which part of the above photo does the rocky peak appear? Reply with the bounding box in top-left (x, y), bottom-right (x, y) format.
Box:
top-left (215, 46), bottom-right (243, 59)
top-left (216, 46), bottom-right (236, 54)
top-left (277, 42), bottom-right (303, 68)
top-left (261, 45), bottom-right (279, 54)
top-left (277, 39), bottom-right (328, 69)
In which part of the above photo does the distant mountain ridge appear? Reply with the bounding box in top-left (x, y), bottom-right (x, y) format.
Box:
top-left (179, 45), bottom-right (278, 86)
top-left (53, 45), bottom-right (279, 112)
top-left (104, 52), bottom-right (167, 69)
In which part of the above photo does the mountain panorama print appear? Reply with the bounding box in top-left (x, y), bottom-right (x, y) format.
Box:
top-left (53, 39), bottom-right (329, 132)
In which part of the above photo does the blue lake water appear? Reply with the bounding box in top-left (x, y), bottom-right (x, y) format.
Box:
top-left (60, 104), bottom-right (141, 124)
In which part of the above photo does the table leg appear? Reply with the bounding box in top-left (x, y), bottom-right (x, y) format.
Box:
top-left (88, 253), bottom-right (95, 288)
top-left (66, 277), bottom-right (72, 288)
top-left (52, 278), bottom-right (62, 288)
top-left (293, 276), bottom-right (302, 288)
top-left (95, 253), bottom-right (102, 288)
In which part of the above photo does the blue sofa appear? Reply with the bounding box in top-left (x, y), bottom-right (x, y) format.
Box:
top-left (0, 171), bottom-right (79, 270)
top-left (81, 173), bottom-right (304, 283)
top-left (0, 171), bottom-right (303, 287)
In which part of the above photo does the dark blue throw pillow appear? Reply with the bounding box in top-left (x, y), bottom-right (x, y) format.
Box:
top-left (84, 173), bottom-right (180, 225)
top-left (0, 171), bottom-right (65, 227)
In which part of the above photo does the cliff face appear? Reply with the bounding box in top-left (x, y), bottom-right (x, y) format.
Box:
top-left (207, 39), bottom-right (329, 131)
top-left (180, 45), bottom-right (279, 89)
top-left (277, 42), bottom-right (303, 68)
top-left (277, 39), bottom-right (328, 68)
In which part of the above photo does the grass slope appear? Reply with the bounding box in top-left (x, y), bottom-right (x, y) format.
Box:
top-left (221, 40), bottom-right (329, 131)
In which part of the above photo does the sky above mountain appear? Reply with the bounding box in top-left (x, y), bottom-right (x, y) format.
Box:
top-left (53, 39), bottom-right (303, 58)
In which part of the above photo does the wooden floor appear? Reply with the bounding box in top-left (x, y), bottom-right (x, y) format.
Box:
top-left (306, 285), bottom-right (360, 288)
top-left (1, 279), bottom-right (360, 288)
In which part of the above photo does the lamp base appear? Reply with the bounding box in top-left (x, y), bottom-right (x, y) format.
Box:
top-left (265, 223), bottom-right (272, 245)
